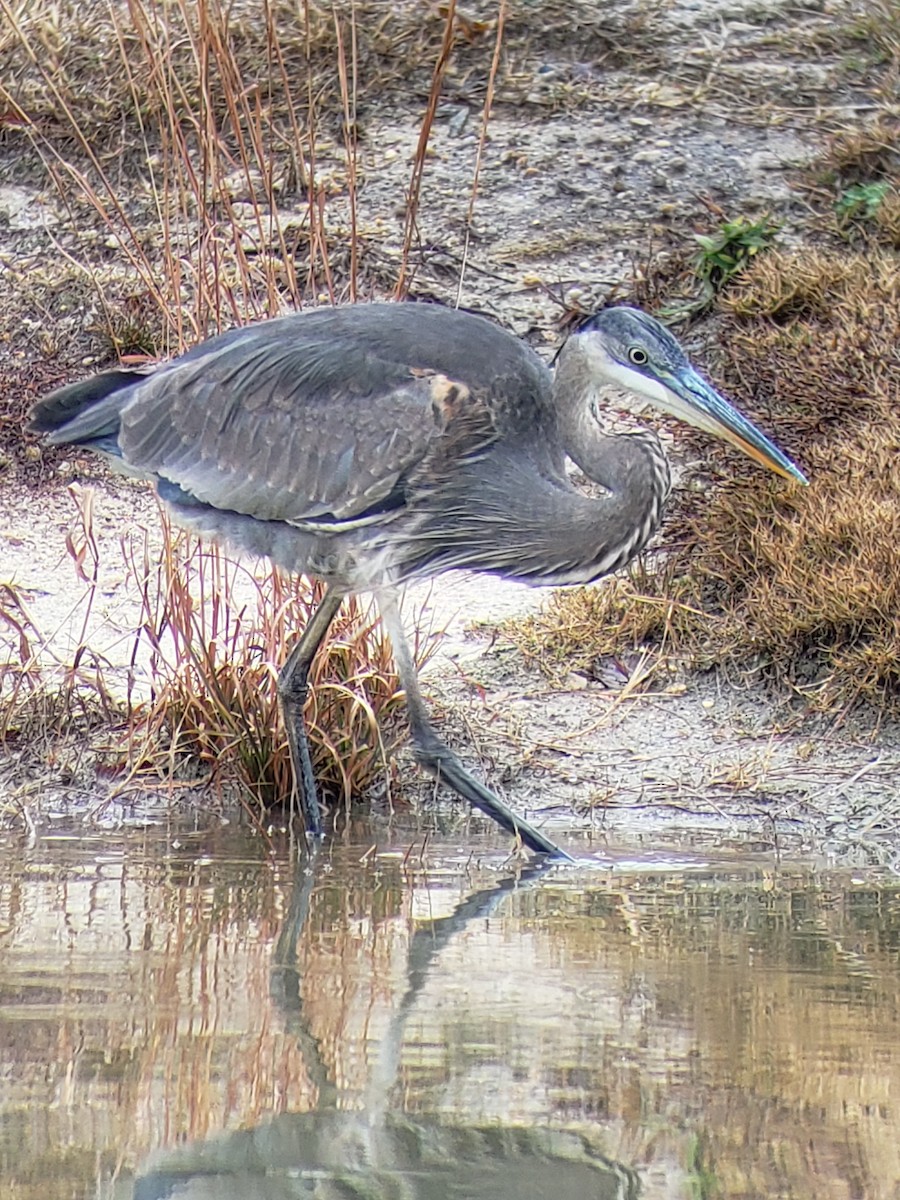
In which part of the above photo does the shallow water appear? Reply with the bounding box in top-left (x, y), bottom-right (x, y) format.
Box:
top-left (1, 816), bottom-right (898, 1200)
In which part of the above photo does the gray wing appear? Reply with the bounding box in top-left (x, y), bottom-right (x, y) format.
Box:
top-left (117, 323), bottom-right (492, 525)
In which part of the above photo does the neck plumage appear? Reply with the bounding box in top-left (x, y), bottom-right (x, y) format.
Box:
top-left (531, 337), bottom-right (672, 583)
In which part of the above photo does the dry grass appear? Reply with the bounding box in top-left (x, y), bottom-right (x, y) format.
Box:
top-left (507, 567), bottom-right (710, 678)
top-left (0, 0), bottom-right (659, 341)
top-left (817, 118), bottom-right (899, 188)
top-left (1, 494), bottom-right (135, 819)
top-left (4, 0), bottom-right (328, 353)
top-left (0, 0), bottom-right (651, 142)
top-left (127, 515), bottom-right (420, 811)
top-left (0, 485), bottom-right (431, 815)
top-left (510, 244), bottom-right (900, 712)
top-left (0, 581), bottom-right (122, 753)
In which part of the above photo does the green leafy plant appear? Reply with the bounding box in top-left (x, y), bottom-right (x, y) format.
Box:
top-left (836, 180), bottom-right (892, 229)
top-left (657, 214), bottom-right (781, 322)
top-left (694, 215), bottom-right (781, 292)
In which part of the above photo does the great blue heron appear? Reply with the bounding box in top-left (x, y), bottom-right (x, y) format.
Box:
top-left (30, 303), bottom-right (806, 859)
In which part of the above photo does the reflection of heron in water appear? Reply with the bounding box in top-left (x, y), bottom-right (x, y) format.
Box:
top-left (32, 304), bottom-right (805, 858)
top-left (135, 852), bottom-right (642, 1199)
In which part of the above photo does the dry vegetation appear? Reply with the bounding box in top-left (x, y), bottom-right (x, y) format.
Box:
top-left (0, 485), bottom-right (423, 815)
top-left (0, 0), bottom-right (647, 132)
top-left (124, 517), bottom-right (416, 810)
top-left (511, 147), bottom-right (900, 711)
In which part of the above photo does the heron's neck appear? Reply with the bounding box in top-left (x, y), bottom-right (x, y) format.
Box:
top-left (543, 336), bottom-right (672, 576)
top-left (552, 336), bottom-right (667, 482)
top-left (552, 337), bottom-right (607, 472)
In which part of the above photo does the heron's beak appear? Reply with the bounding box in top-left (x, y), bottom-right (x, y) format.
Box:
top-left (660, 367), bottom-right (808, 485)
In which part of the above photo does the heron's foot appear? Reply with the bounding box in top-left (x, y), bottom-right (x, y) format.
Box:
top-left (411, 735), bottom-right (573, 861)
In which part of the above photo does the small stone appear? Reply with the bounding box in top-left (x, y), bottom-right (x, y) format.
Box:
top-left (633, 148), bottom-right (664, 164)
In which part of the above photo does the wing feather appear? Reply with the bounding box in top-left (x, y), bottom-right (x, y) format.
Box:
top-left (107, 303), bottom-right (550, 525)
top-left (118, 332), bottom-right (458, 523)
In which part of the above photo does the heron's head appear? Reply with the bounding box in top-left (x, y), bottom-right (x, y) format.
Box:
top-left (571, 306), bottom-right (807, 485)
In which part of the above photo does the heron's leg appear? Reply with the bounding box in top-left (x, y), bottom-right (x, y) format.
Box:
top-left (377, 590), bottom-right (573, 861)
top-left (278, 585), bottom-right (346, 839)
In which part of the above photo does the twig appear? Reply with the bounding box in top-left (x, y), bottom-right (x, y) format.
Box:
top-left (396, 0), bottom-right (458, 297)
top-left (455, 0), bottom-right (506, 307)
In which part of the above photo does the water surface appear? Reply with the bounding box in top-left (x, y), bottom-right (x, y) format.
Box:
top-left (1, 817), bottom-right (898, 1199)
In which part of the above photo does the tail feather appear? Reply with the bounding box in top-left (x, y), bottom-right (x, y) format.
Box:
top-left (28, 368), bottom-right (146, 447)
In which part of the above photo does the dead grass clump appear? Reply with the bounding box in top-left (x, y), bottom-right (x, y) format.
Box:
top-left (718, 249), bottom-right (874, 322)
top-left (508, 245), bottom-right (900, 711)
top-left (507, 571), bottom-right (712, 679)
top-left (868, 187), bottom-right (900, 247)
top-left (0, 536), bottom-right (126, 794)
top-left (690, 426), bottom-right (900, 703)
top-left (685, 246), bottom-right (900, 706)
top-left (815, 118), bottom-right (899, 187)
top-left (0, 488), bottom-right (413, 813)
top-left (714, 248), bottom-right (897, 442)
top-left (128, 518), bottom-right (412, 811)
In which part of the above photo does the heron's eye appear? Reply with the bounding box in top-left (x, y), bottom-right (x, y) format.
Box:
top-left (628, 346), bottom-right (648, 366)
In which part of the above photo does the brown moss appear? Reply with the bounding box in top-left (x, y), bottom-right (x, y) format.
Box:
top-left (814, 117), bottom-right (900, 187)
